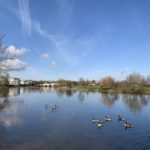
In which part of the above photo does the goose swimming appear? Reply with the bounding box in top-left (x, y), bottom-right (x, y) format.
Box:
top-left (104, 116), bottom-right (111, 121)
top-left (92, 117), bottom-right (100, 123)
top-left (97, 121), bottom-right (105, 128)
top-left (51, 105), bottom-right (57, 110)
top-left (51, 104), bottom-right (59, 109)
top-left (124, 121), bottom-right (134, 128)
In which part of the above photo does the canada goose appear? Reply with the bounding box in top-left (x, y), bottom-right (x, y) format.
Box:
top-left (51, 105), bottom-right (58, 109)
top-left (51, 106), bottom-right (58, 112)
top-left (97, 121), bottom-right (105, 128)
top-left (124, 121), bottom-right (134, 128)
top-left (92, 117), bottom-right (100, 123)
top-left (104, 116), bottom-right (111, 121)
top-left (118, 115), bottom-right (125, 121)
top-left (51, 104), bottom-right (59, 109)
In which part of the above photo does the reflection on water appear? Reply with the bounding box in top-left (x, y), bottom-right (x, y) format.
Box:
top-left (100, 93), bottom-right (119, 108)
top-left (0, 87), bottom-right (24, 128)
top-left (0, 98), bottom-right (24, 128)
top-left (78, 91), bottom-right (85, 102)
top-left (0, 87), bottom-right (9, 98)
top-left (0, 87), bottom-right (150, 150)
top-left (56, 88), bottom-right (77, 97)
top-left (0, 87), bottom-right (150, 113)
top-left (0, 102), bottom-right (24, 127)
top-left (122, 95), bottom-right (150, 112)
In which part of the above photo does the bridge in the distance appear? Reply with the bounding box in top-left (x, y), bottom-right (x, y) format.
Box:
top-left (39, 82), bottom-right (58, 87)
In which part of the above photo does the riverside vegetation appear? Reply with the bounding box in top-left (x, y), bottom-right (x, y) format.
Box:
top-left (56, 73), bottom-right (150, 95)
top-left (1, 72), bottom-right (150, 95)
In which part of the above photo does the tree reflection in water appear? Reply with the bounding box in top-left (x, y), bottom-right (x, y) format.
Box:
top-left (56, 88), bottom-right (66, 97)
top-left (0, 97), bottom-right (10, 111)
top-left (100, 93), bottom-right (119, 107)
top-left (65, 89), bottom-right (74, 97)
top-left (56, 88), bottom-right (77, 98)
top-left (0, 87), bottom-right (24, 128)
top-left (78, 91), bottom-right (85, 102)
top-left (0, 87), bottom-right (9, 98)
top-left (0, 87), bottom-right (10, 112)
top-left (122, 95), bottom-right (150, 112)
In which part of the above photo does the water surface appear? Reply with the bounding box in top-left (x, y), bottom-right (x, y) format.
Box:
top-left (0, 87), bottom-right (150, 150)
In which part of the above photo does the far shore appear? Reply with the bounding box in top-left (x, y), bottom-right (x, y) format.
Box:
top-left (55, 86), bottom-right (150, 95)
top-left (1, 85), bottom-right (150, 95)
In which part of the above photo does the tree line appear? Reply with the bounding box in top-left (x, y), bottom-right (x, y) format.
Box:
top-left (56, 73), bottom-right (150, 94)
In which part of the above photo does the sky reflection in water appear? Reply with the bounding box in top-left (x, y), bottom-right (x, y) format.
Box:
top-left (0, 87), bottom-right (150, 150)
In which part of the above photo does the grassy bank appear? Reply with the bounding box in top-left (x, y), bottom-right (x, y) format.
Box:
top-left (56, 85), bottom-right (150, 95)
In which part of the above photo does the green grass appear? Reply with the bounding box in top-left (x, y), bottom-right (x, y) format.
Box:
top-left (63, 86), bottom-right (150, 95)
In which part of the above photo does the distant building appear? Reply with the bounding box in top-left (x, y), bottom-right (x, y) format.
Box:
top-left (89, 83), bottom-right (96, 86)
top-left (24, 80), bottom-right (33, 85)
top-left (8, 77), bottom-right (20, 86)
top-left (20, 80), bottom-right (36, 86)
top-left (20, 80), bottom-right (25, 85)
top-left (0, 76), bottom-right (9, 85)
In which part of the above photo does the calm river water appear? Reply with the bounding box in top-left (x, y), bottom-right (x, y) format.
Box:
top-left (0, 87), bottom-right (150, 150)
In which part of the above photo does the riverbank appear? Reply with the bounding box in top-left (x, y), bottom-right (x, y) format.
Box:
top-left (1, 85), bottom-right (150, 95)
top-left (55, 86), bottom-right (150, 95)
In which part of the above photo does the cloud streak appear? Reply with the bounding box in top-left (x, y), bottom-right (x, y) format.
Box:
top-left (18, 0), bottom-right (92, 66)
top-left (32, 19), bottom-right (90, 65)
top-left (40, 53), bottom-right (49, 59)
top-left (18, 0), bottom-right (32, 35)
top-left (55, 0), bottom-right (75, 32)
top-left (122, 67), bottom-right (129, 75)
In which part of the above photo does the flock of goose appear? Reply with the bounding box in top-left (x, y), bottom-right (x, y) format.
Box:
top-left (44, 104), bottom-right (135, 129)
top-left (92, 115), bottom-right (135, 129)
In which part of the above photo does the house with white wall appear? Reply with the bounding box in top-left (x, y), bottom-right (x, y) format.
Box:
top-left (8, 77), bottom-right (20, 86)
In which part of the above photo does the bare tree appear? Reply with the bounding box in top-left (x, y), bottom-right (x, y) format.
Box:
top-left (100, 76), bottom-right (115, 89)
top-left (126, 72), bottom-right (145, 85)
top-left (0, 36), bottom-right (7, 76)
top-left (146, 76), bottom-right (150, 86)
top-left (0, 35), bottom-right (5, 48)
top-left (78, 77), bottom-right (85, 86)
top-left (121, 73), bottom-right (145, 93)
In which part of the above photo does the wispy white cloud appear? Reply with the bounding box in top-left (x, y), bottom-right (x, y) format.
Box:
top-left (18, 0), bottom-right (32, 35)
top-left (53, 37), bottom-right (94, 65)
top-left (55, 0), bottom-right (74, 32)
top-left (33, 20), bottom-right (92, 65)
top-left (40, 53), bottom-right (49, 59)
top-left (32, 20), bottom-right (51, 38)
top-left (17, 0), bottom-right (92, 66)
top-left (122, 67), bottom-right (129, 74)
top-left (50, 61), bottom-right (57, 68)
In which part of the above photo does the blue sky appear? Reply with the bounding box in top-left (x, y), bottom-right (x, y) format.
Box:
top-left (0, 0), bottom-right (150, 80)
